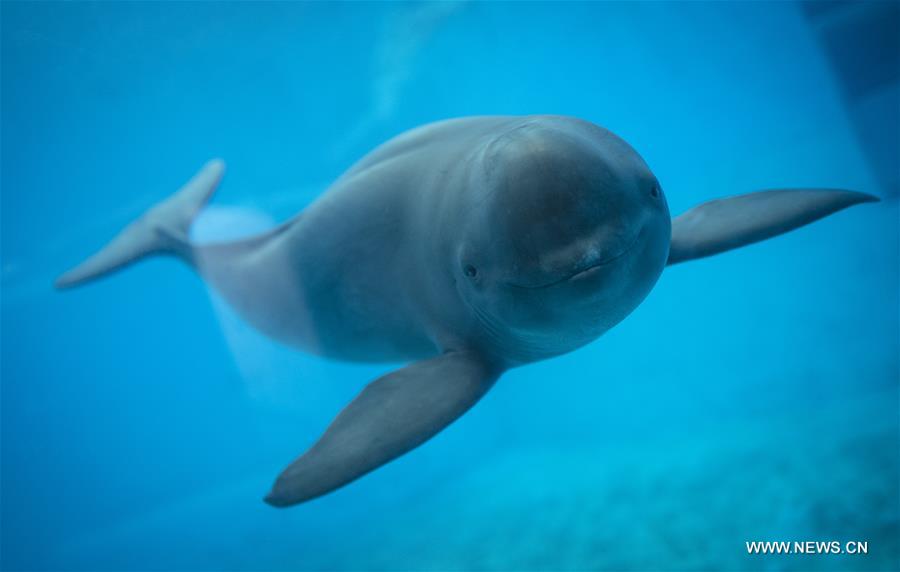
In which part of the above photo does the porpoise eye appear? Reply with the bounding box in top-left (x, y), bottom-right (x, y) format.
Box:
top-left (464, 264), bottom-right (478, 278)
top-left (650, 184), bottom-right (661, 198)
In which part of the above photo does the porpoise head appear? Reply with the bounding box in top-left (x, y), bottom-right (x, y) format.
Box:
top-left (455, 117), bottom-right (671, 361)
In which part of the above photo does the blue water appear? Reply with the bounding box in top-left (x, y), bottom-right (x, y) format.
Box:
top-left (2, 2), bottom-right (898, 570)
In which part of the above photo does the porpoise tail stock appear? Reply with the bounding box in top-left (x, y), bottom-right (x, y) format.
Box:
top-left (55, 159), bottom-right (225, 289)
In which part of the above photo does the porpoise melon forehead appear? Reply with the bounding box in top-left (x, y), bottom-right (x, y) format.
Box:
top-left (478, 115), bottom-right (652, 186)
top-left (460, 116), bottom-right (657, 286)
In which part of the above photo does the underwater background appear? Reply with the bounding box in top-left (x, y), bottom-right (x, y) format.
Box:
top-left (2, 1), bottom-right (898, 570)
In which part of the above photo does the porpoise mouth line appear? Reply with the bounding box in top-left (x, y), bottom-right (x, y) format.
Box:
top-left (506, 236), bottom-right (639, 290)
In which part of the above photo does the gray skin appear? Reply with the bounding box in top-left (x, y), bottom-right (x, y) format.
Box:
top-left (55, 115), bottom-right (878, 507)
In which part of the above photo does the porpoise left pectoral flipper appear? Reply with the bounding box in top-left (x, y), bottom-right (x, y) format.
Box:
top-left (264, 351), bottom-right (502, 507)
top-left (667, 188), bottom-right (879, 265)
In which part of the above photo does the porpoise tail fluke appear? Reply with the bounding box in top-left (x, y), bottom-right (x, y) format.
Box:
top-left (54, 159), bottom-right (225, 289)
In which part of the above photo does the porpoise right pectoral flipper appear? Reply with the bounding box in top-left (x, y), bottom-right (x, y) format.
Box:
top-left (264, 351), bottom-right (502, 507)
